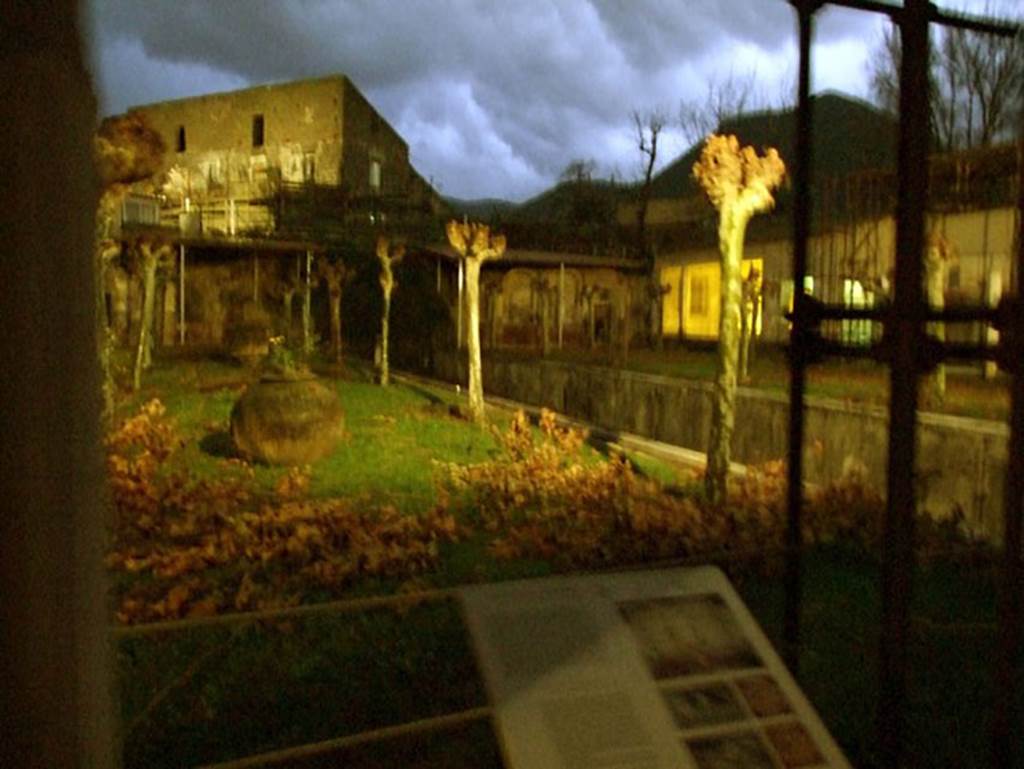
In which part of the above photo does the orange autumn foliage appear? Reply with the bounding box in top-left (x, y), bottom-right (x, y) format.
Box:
top-left (106, 400), bottom-right (458, 624)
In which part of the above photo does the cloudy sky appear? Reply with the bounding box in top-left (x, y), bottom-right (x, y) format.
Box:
top-left (84, 0), bottom-right (1003, 201)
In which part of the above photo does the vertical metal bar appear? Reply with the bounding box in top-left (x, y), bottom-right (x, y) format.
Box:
top-left (178, 244), bottom-right (186, 345)
top-left (558, 261), bottom-right (565, 349)
top-left (303, 249), bottom-right (312, 356)
top-left (991, 139), bottom-right (1024, 769)
top-left (784, 0), bottom-right (816, 677)
top-left (879, 2), bottom-right (929, 763)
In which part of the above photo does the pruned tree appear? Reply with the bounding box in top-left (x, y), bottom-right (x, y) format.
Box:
top-left (868, 7), bottom-right (1023, 151)
top-left (130, 237), bottom-right (174, 391)
top-left (530, 273), bottom-right (556, 356)
top-left (739, 265), bottom-right (763, 382)
top-left (317, 257), bottom-right (354, 366)
top-left (446, 220), bottom-right (506, 423)
top-left (376, 235), bottom-right (405, 386)
top-left (93, 112), bottom-right (166, 412)
top-left (632, 109), bottom-right (668, 349)
top-left (269, 258), bottom-right (303, 342)
top-left (924, 234), bottom-right (958, 402)
top-left (693, 134), bottom-right (785, 506)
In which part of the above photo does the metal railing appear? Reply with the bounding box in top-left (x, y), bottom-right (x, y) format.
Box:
top-left (785, 3), bottom-right (1022, 767)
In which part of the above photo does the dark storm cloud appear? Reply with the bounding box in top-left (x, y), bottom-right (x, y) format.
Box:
top-left (87, 0), bottom-right (884, 200)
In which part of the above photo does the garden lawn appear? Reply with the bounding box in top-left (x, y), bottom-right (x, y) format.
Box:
top-left (118, 550), bottom-right (1019, 769)
top-left (113, 356), bottom-right (1020, 769)
top-left (119, 357), bottom-right (516, 511)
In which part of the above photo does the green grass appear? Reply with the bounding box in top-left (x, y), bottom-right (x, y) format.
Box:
top-left (119, 550), bottom-right (1019, 769)
top-left (120, 601), bottom-right (495, 769)
top-left (114, 356), bottom-right (1019, 768)
top-left (117, 357), bottom-right (512, 509)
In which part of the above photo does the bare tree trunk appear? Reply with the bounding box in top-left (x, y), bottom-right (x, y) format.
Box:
top-left (706, 212), bottom-right (747, 505)
top-left (282, 289), bottom-right (295, 341)
top-left (924, 251), bottom-right (947, 402)
top-left (95, 241), bottom-right (119, 419)
top-left (329, 290), bottom-right (342, 366)
top-left (380, 291), bottom-right (392, 385)
top-left (588, 298), bottom-right (597, 350)
top-left (132, 246), bottom-right (157, 391)
top-left (465, 258), bottom-right (485, 423)
top-left (302, 252), bottom-right (312, 357)
top-left (617, 289), bottom-right (631, 365)
top-left (739, 305), bottom-right (751, 383)
top-left (649, 288), bottom-right (663, 352)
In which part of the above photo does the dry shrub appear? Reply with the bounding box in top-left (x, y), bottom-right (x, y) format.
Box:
top-left (440, 410), bottom-right (965, 571)
top-left (439, 410), bottom-right (728, 568)
top-left (106, 400), bottom-right (457, 624)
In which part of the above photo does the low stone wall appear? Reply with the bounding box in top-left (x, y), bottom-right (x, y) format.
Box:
top-left (434, 351), bottom-right (1008, 543)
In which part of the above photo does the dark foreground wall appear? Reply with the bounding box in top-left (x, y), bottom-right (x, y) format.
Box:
top-left (434, 352), bottom-right (1008, 543)
top-left (1, 4), bottom-right (116, 766)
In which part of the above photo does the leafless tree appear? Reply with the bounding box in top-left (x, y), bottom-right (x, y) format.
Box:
top-left (129, 237), bottom-right (174, 391)
top-left (376, 235), bottom-right (405, 386)
top-left (632, 109), bottom-right (668, 349)
top-left (868, 6), bottom-right (1023, 151)
top-left (317, 257), bottom-right (354, 367)
top-left (94, 113), bottom-right (166, 405)
top-left (678, 69), bottom-right (763, 148)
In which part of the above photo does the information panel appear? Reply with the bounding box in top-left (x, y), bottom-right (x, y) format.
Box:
top-left (459, 566), bottom-right (851, 769)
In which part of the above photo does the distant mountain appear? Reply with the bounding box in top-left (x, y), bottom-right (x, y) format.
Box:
top-left (444, 92), bottom-right (897, 249)
top-left (443, 196), bottom-right (516, 221)
top-left (649, 91), bottom-right (898, 200)
top-left (510, 177), bottom-right (628, 223)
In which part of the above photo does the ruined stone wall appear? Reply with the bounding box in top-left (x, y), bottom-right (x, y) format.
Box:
top-left (130, 76), bottom-right (347, 199)
top-left (340, 78), bottom-right (410, 198)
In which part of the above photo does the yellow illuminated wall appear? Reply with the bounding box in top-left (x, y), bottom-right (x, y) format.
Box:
top-left (681, 258), bottom-right (763, 339)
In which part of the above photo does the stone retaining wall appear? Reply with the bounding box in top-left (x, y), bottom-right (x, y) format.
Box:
top-left (433, 352), bottom-right (1008, 543)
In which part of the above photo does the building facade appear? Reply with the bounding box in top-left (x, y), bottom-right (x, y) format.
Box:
top-left (640, 145), bottom-right (1021, 347)
top-left (122, 74), bottom-right (439, 238)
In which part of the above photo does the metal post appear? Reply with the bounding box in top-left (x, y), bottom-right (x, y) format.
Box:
top-left (784, 0), bottom-right (817, 677)
top-left (879, 3), bottom-right (930, 764)
top-left (558, 261), bottom-right (565, 349)
top-left (991, 139), bottom-right (1024, 769)
top-left (303, 249), bottom-right (312, 355)
top-left (178, 244), bottom-right (186, 345)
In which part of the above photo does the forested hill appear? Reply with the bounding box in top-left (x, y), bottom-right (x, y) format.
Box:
top-left (649, 92), bottom-right (898, 199)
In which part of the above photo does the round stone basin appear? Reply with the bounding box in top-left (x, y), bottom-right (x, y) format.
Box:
top-left (230, 372), bottom-right (345, 465)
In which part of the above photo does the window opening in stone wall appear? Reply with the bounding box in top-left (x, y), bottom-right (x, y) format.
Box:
top-left (176, 125), bottom-right (185, 152)
top-left (841, 278), bottom-right (874, 346)
top-left (369, 158), bottom-right (381, 192)
top-left (252, 114), bottom-right (264, 148)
